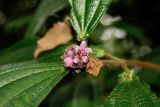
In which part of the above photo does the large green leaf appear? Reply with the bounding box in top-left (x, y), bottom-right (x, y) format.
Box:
top-left (101, 71), bottom-right (160, 107)
top-left (69, 0), bottom-right (112, 40)
top-left (0, 62), bottom-right (68, 107)
top-left (25, 0), bottom-right (68, 38)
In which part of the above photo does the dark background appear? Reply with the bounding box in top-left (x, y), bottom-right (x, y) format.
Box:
top-left (0, 0), bottom-right (160, 49)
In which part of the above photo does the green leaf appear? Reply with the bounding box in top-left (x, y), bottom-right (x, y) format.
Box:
top-left (38, 44), bottom-right (70, 63)
top-left (0, 39), bottom-right (37, 55)
top-left (0, 39), bottom-right (69, 64)
top-left (66, 98), bottom-right (96, 107)
top-left (69, 0), bottom-right (112, 40)
top-left (25, 0), bottom-right (68, 38)
top-left (0, 62), bottom-right (68, 107)
top-left (90, 45), bottom-right (105, 58)
top-left (0, 39), bottom-right (37, 64)
top-left (4, 15), bottom-right (32, 33)
top-left (101, 71), bottom-right (160, 107)
top-left (49, 75), bottom-right (100, 107)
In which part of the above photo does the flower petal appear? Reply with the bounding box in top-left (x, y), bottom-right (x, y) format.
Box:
top-left (67, 49), bottom-right (74, 56)
top-left (85, 48), bottom-right (92, 54)
top-left (82, 56), bottom-right (88, 63)
top-left (80, 41), bottom-right (87, 49)
top-left (73, 56), bottom-right (80, 63)
top-left (64, 57), bottom-right (73, 67)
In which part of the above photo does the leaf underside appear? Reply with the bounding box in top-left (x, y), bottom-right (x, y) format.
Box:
top-left (101, 75), bottom-right (160, 107)
top-left (69, 0), bottom-right (112, 36)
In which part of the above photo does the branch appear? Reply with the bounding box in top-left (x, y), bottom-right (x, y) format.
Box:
top-left (102, 59), bottom-right (160, 72)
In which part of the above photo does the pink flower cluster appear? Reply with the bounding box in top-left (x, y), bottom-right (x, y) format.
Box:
top-left (63, 41), bottom-right (92, 69)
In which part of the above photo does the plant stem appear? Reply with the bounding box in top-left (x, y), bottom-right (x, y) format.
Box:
top-left (105, 53), bottom-right (130, 72)
top-left (102, 59), bottom-right (160, 72)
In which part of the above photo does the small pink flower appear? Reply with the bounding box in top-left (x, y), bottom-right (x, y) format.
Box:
top-left (73, 56), bottom-right (80, 63)
top-left (79, 41), bottom-right (87, 49)
top-left (82, 56), bottom-right (88, 63)
top-left (63, 41), bottom-right (92, 70)
top-left (67, 50), bottom-right (74, 56)
top-left (64, 57), bottom-right (73, 67)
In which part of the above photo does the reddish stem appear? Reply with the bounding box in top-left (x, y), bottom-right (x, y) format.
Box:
top-left (102, 59), bottom-right (160, 72)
